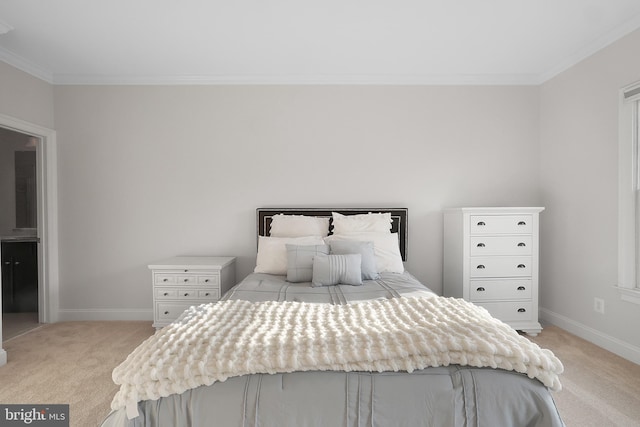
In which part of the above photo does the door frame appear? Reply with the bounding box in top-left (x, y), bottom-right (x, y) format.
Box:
top-left (0, 113), bottom-right (59, 324)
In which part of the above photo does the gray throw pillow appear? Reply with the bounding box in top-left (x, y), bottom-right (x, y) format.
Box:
top-left (329, 240), bottom-right (380, 280)
top-left (311, 254), bottom-right (362, 287)
top-left (286, 244), bottom-right (330, 282)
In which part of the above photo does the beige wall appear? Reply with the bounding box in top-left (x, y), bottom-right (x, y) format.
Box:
top-left (52, 85), bottom-right (541, 313)
top-left (0, 61), bottom-right (54, 129)
top-left (540, 29), bottom-right (640, 351)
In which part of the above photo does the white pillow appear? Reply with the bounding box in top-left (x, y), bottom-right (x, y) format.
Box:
top-left (324, 232), bottom-right (404, 273)
top-left (254, 236), bottom-right (325, 275)
top-left (331, 212), bottom-right (392, 234)
top-left (270, 214), bottom-right (330, 237)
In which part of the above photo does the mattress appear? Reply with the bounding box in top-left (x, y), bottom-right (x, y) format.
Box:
top-left (101, 272), bottom-right (565, 427)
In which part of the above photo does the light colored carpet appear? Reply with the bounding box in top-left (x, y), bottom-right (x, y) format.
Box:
top-left (0, 321), bottom-right (154, 427)
top-left (528, 326), bottom-right (640, 427)
top-left (0, 322), bottom-right (639, 426)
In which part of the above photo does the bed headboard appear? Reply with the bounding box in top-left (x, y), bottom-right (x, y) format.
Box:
top-left (256, 208), bottom-right (408, 261)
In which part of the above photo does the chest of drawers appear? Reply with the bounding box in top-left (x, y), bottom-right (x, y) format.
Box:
top-left (149, 256), bottom-right (236, 328)
top-left (443, 207), bottom-right (544, 336)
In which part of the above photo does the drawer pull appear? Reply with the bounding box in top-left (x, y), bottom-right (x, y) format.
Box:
top-left (184, 269), bottom-right (188, 272)
top-left (476, 287), bottom-right (485, 292)
top-left (477, 221), bottom-right (486, 226)
top-left (518, 221), bottom-right (526, 226)
top-left (476, 243), bottom-right (485, 248)
top-left (183, 279), bottom-right (189, 283)
top-left (517, 286), bottom-right (526, 291)
top-left (517, 308), bottom-right (526, 313)
top-left (476, 265), bottom-right (486, 269)
top-left (164, 311), bottom-right (169, 315)
top-left (205, 292), bottom-right (210, 297)
top-left (163, 278), bottom-right (168, 282)
top-left (163, 292), bottom-right (169, 296)
top-left (184, 292), bottom-right (189, 297)
top-left (517, 242), bottom-right (526, 247)
top-left (517, 264), bottom-right (526, 269)
top-left (204, 279), bottom-right (210, 283)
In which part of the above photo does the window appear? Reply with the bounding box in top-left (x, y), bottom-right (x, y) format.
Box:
top-left (618, 81), bottom-right (640, 304)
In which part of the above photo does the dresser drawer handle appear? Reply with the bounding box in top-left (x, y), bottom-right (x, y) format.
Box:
top-left (184, 292), bottom-right (190, 297)
top-left (204, 292), bottom-right (210, 296)
top-left (518, 221), bottom-right (526, 226)
top-left (517, 264), bottom-right (526, 269)
top-left (517, 308), bottom-right (526, 313)
top-left (204, 279), bottom-right (210, 283)
top-left (517, 286), bottom-right (526, 291)
top-left (477, 221), bottom-right (486, 226)
top-left (183, 279), bottom-right (189, 283)
top-left (517, 242), bottom-right (526, 247)
top-left (163, 278), bottom-right (168, 282)
top-left (163, 292), bottom-right (169, 296)
top-left (476, 243), bottom-right (485, 247)
top-left (476, 287), bottom-right (485, 292)
top-left (476, 265), bottom-right (485, 269)
top-left (164, 311), bottom-right (169, 315)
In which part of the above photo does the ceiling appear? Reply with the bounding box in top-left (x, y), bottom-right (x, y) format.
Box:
top-left (1, 0), bottom-right (640, 85)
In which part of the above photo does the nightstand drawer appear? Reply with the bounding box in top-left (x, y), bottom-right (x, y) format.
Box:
top-left (469, 256), bottom-right (531, 277)
top-left (154, 274), bottom-right (177, 285)
top-left (197, 275), bottom-right (219, 285)
top-left (470, 236), bottom-right (532, 256)
top-left (156, 302), bottom-right (193, 320)
top-left (155, 288), bottom-right (179, 299)
top-left (470, 279), bottom-right (532, 301)
top-left (476, 301), bottom-right (533, 322)
top-left (176, 288), bottom-right (220, 300)
top-left (176, 275), bottom-right (197, 285)
top-left (198, 289), bottom-right (219, 299)
top-left (470, 215), bottom-right (532, 235)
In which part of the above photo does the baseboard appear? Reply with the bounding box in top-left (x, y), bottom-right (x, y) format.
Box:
top-left (540, 307), bottom-right (640, 365)
top-left (57, 308), bottom-right (153, 322)
top-left (0, 349), bottom-right (6, 366)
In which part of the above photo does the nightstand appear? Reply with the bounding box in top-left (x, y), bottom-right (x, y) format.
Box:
top-left (149, 256), bottom-right (236, 328)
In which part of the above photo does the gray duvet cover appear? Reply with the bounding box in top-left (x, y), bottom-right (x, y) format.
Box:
top-left (101, 272), bottom-right (564, 427)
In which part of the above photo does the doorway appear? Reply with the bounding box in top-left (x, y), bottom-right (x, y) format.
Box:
top-left (0, 127), bottom-right (40, 339)
top-left (0, 114), bottom-right (57, 366)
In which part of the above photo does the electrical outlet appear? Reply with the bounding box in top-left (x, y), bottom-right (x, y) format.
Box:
top-left (594, 297), bottom-right (605, 314)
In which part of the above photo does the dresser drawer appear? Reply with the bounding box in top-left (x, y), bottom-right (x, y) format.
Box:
top-left (156, 302), bottom-right (193, 321)
top-left (469, 215), bottom-right (532, 235)
top-left (469, 279), bottom-right (532, 301)
top-left (469, 256), bottom-right (531, 277)
top-left (476, 301), bottom-right (533, 322)
top-left (470, 236), bottom-right (532, 256)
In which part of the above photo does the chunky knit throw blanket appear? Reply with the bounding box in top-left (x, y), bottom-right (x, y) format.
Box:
top-left (111, 296), bottom-right (563, 419)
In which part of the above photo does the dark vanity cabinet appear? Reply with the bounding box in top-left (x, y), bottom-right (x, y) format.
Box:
top-left (1, 241), bottom-right (38, 313)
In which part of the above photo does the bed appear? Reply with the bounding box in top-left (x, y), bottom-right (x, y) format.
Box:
top-left (101, 208), bottom-right (564, 427)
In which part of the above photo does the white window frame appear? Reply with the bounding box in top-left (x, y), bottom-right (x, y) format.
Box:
top-left (617, 81), bottom-right (640, 304)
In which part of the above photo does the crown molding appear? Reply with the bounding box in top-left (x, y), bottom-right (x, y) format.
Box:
top-left (50, 72), bottom-right (541, 86)
top-left (539, 12), bottom-right (640, 83)
top-left (0, 47), bottom-right (53, 83)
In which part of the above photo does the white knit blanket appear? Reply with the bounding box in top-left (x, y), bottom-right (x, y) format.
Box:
top-left (111, 296), bottom-right (563, 419)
